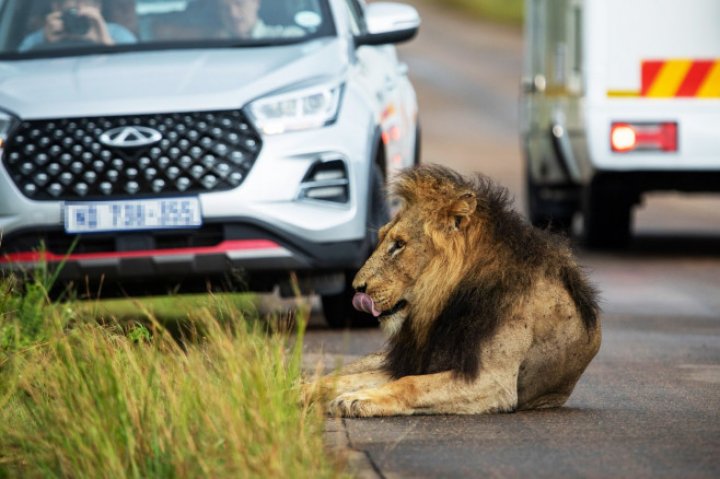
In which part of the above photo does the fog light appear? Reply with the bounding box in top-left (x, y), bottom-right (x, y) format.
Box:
top-left (299, 159), bottom-right (349, 204)
top-left (306, 186), bottom-right (346, 199)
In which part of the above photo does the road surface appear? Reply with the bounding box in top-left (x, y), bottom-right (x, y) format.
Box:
top-left (303, 1), bottom-right (720, 477)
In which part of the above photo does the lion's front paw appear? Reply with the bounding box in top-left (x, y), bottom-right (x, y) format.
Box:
top-left (327, 390), bottom-right (406, 417)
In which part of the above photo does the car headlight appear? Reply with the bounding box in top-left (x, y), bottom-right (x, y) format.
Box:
top-left (246, 84), bottom-right (343, 135)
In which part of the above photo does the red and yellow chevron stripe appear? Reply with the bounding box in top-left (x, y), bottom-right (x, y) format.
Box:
top-left (641, 59), bottom-right (720, 98)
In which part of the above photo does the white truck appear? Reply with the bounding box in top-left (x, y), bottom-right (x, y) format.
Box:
top-left (520, 0), bottom-right (720, 247)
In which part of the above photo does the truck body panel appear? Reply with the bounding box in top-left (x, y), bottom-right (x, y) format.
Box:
top-left (521, 0), bottom-right (720, 245)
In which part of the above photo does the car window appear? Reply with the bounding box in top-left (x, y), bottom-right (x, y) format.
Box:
top-left (0, 0), bottom-right (335, 57)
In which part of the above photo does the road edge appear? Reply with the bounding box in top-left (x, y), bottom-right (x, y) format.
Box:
top-left (324, 418), bottom-right (383, 479)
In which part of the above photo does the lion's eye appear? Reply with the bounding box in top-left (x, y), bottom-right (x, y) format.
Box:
top-left (389, 239), bottom-right (406, 254)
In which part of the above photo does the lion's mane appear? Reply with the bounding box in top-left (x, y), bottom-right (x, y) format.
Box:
top-left (382, 165), bottom-right (599, 381)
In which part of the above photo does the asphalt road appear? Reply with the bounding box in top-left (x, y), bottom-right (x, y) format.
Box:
top-left (304, 1), bottom-right (720, 477)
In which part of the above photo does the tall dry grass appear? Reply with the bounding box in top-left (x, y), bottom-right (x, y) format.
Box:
top-left (0, 274), bottom-right (341, 479)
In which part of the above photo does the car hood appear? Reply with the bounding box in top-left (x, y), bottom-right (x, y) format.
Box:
top-left (0, 38), bottom-right (348, 120)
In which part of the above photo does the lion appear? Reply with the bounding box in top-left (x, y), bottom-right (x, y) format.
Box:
top-left (304, 164), bottom-right (601, 417)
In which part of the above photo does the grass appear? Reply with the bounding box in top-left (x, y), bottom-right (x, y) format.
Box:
top-left (422, 0), bottom-right (524, 25)
top-left (76, 293), bottom-right (257, 321)
top-left (0, 270), bottom-right (343, 479)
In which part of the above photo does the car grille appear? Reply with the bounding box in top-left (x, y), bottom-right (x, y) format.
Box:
top-left (2, 110), bottom-right (261, 200)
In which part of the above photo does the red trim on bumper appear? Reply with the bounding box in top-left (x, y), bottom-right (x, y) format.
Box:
top-left (0, 239), bottom-right (281, 264)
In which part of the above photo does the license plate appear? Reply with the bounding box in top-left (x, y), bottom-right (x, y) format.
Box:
top-left (65, 197), bottom-right (202, 233)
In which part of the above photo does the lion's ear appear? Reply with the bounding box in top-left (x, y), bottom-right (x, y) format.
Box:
top-left (447, 192), bottom-right (477, 231)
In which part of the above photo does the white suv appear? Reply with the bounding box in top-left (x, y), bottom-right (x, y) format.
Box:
top-left (0, 0), bottom-right (420, 327)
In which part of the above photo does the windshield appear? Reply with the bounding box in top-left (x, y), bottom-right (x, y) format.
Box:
top-left (0, 0), bottom-right (334, 57)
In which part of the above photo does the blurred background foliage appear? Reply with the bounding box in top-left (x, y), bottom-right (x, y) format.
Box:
top-left (421, 0), bottom-right (524, 24)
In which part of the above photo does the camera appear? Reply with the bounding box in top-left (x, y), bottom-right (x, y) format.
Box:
top-left (61, 8), bottom-right (91, 35)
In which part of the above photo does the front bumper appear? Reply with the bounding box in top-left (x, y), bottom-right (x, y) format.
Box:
top-left (0, 219), bottom-right (370, 296)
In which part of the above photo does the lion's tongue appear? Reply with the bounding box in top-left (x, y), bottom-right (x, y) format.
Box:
top-left (352, 292), bottom-right (382, 317)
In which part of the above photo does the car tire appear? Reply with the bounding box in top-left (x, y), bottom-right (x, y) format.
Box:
top-left (582, 185), bottom-right (632, 249)
top-left (322, 163), bottom-right (388, 328)
top-left (525, 165), bottom-right (574, 233)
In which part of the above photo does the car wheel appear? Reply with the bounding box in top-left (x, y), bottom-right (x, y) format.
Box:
top-left (525, 165), bottom-right (574, 233)
top-left (322, 163), bottom-right (388, 328)
top-left (582, 185), bottom-right (632, 249)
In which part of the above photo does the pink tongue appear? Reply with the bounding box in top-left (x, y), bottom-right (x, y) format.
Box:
top-left (352, 292), bottom-right (382, 317)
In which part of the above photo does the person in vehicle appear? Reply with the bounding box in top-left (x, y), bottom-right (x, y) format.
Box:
top-left (19, 0), bottom-right (136, 51)
top-left (187, 0), bottom-right (305, 40)
top-left (103, 0), bottom-right (139, 37)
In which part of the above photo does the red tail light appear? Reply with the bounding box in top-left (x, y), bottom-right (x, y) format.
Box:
top-left (611, 122), bottom-right (678, 153)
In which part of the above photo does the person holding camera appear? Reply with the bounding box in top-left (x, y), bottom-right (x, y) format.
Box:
top-left (19, 0), bottom-right (136, 51)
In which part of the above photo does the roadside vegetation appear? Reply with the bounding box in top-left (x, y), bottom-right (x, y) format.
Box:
top-left (0, 266), bottom-right (342, 478)
top-left (423, 0), bottom-right (524, 25)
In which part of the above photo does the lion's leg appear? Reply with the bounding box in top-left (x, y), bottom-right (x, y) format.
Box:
top-left (335, 351), bottom-right (386, 375)
top-left (303, 351), bottom-right (385, 387)
top-left (302, 370), bottom-right (393, 403)
top-left (327, 369), bottom-right (520, 417)
top-left (327, 321), bottom-right (534, 417)
top-left (303, 352), bottom-right (389, 403)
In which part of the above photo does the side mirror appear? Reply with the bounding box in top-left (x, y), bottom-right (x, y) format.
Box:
top-left (355, 2), bottom-right (420, 47)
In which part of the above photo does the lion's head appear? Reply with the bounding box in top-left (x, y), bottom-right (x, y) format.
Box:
top-left (352, 165), bottom-right (495, 337)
